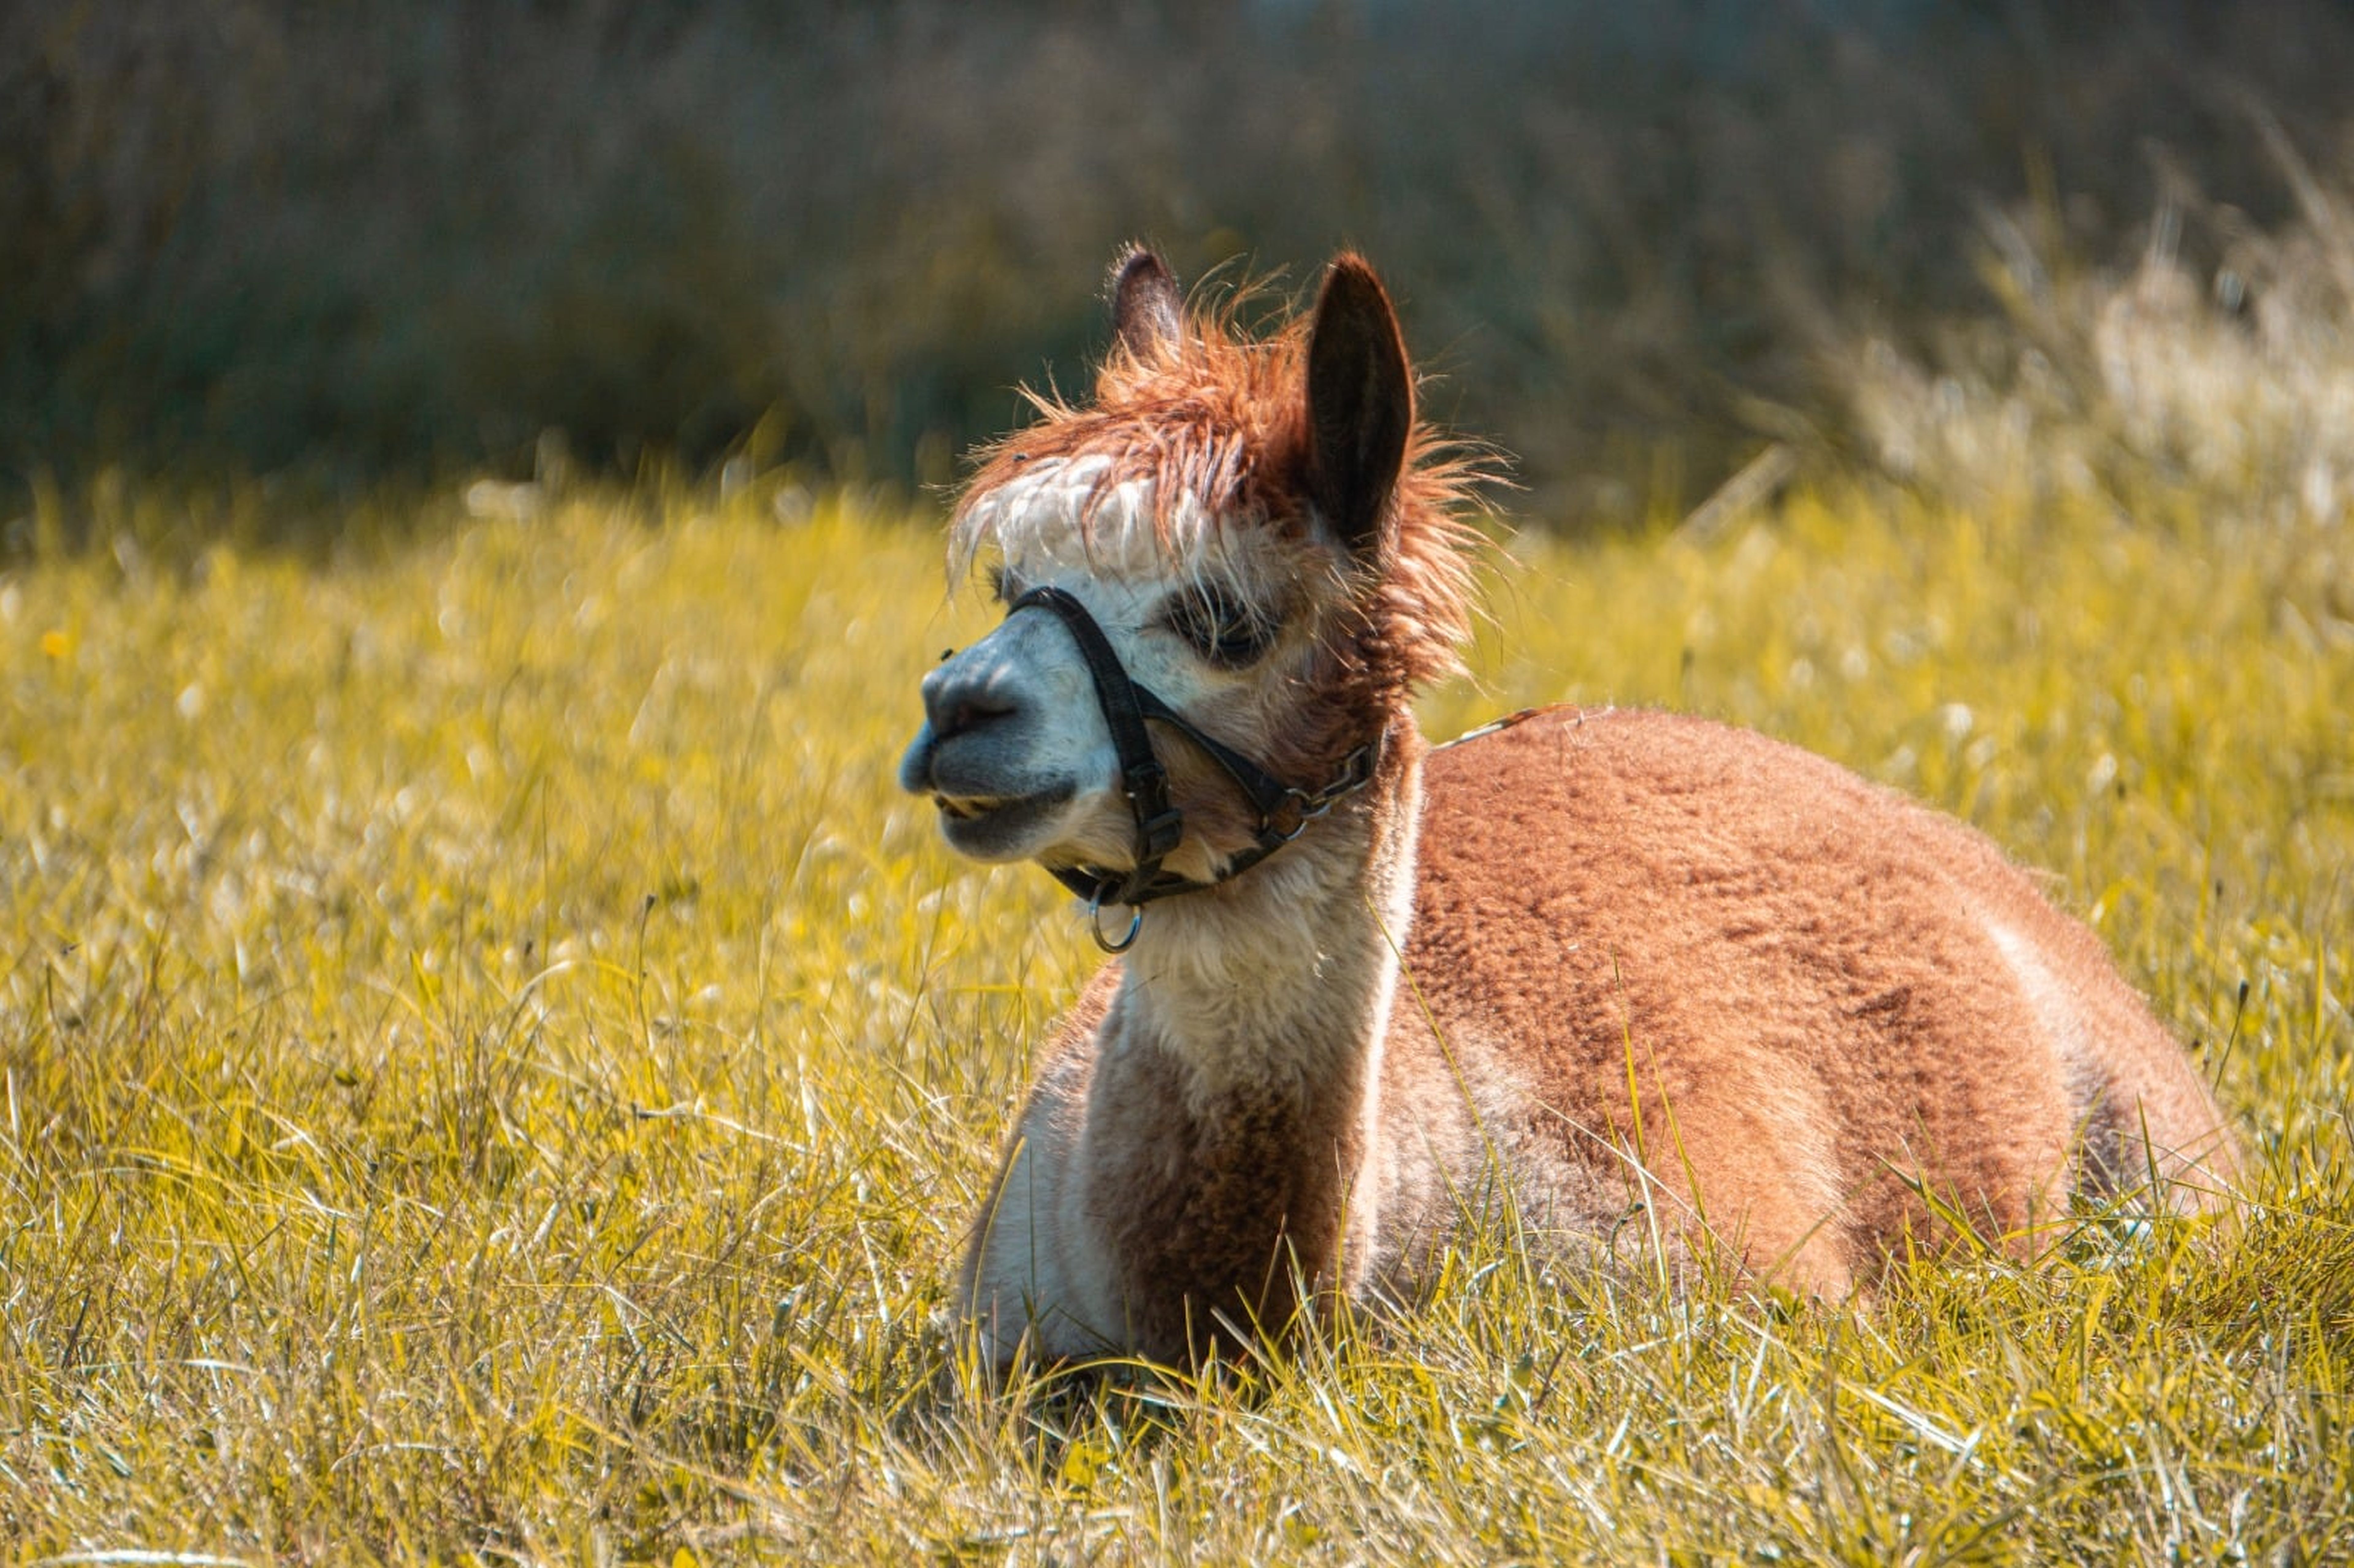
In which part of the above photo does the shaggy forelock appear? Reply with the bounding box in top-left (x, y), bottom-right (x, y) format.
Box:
top-left (949, 289), bottom-right (1492, 689)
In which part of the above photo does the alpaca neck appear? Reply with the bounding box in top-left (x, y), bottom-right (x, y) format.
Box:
top-left (1125, 736), bottom-right (1420, 1095)
top-left (1079, 717), bottom-right (1424, 1349)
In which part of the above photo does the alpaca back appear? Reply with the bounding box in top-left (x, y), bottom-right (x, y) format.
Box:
top-left (1400, 706), bottom-right (2236, 1292)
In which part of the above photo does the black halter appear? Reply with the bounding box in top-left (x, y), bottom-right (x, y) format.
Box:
top-left (1007, 584), bottom-right (1377, 951)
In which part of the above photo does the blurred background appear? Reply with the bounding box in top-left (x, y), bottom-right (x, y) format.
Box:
top-left (7, 0), bottom-right (2353, 533)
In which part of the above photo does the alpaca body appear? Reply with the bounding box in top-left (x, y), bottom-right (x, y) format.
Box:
top-left (904, 249), bottom-right (2238, 1369)
top-left (959, 705), bottom-right (2234, 1364)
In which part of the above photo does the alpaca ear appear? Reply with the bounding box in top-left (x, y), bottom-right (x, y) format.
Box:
top-left (1305, 253), bottom-right (1412, 561)
top-left (1109, 247), bottom-right (1184, 358)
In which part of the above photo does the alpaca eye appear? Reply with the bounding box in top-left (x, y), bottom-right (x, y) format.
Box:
top-left (1164, 583), bottom-right (1274, 668)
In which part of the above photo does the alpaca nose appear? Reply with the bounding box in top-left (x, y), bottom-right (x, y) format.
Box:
top-left (920, 660), bottom-right (1021, 743)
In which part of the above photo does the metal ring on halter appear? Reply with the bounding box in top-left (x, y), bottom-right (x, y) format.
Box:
top-left (1088, 891), bottom-right (1145, 953)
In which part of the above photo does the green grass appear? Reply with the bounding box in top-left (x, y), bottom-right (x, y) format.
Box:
top-left (2, 471), bottom-right (2348, 1563)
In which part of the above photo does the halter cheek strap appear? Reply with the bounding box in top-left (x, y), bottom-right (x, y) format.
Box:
top-left (1007, 584), bottom-right (1377, 950)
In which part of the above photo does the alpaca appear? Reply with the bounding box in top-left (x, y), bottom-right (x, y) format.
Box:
top-left (897, 248), bottom-right (2240, 1369)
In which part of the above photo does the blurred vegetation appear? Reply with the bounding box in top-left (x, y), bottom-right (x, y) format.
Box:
top-left (9, 0), bottom-right (2354, 532)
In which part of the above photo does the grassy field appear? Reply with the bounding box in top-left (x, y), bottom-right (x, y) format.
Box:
top-left (2, 467), bottom-right (2349, 1563)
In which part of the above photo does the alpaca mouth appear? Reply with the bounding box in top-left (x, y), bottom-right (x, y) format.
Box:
top-left (929, 781), bottom-right (1077, 856)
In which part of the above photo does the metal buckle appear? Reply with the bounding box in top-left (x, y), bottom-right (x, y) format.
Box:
top-left (1270, 790), bottom-right (1317, 843)
top-left (1260, 742), bottom-right (1376, 843)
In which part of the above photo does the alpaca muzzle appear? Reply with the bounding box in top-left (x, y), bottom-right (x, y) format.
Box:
top-left (1004, 584), bottom-right (1376, 950)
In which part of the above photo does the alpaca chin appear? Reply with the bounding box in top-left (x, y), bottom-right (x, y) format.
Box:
top-left (929, 782), bottom-right (1078, 862)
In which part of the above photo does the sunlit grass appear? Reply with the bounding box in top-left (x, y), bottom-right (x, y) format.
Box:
top-left (2, 470), bottom-right (2347, 1562)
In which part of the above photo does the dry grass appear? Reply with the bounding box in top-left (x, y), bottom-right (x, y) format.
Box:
top-left (1, 438), bottom-right (2347, 1560)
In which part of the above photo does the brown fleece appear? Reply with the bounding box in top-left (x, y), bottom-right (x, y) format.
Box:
top-left (1405, 706), bottom-right (2238, 1289)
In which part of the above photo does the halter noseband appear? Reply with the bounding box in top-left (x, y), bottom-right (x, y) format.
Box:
top-left (1006, 583), bottom-right (1377, 951)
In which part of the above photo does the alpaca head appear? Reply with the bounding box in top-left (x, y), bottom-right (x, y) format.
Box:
top-left (898, 249), bottom-right (1483, 891)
